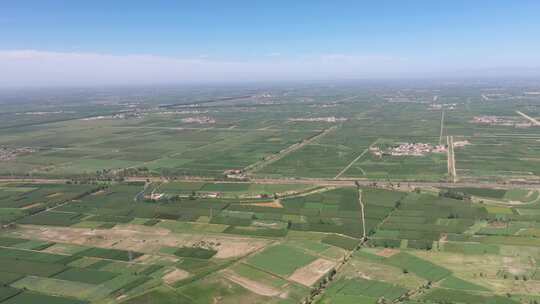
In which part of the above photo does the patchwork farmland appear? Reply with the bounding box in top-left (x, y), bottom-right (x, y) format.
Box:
top-left (1, 84), bottom-right (540, 303)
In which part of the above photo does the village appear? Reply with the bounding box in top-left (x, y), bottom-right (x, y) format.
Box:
top-left (428, 103), bottom-right (457, 110)
top-left (370, 142), bottom-right (447, 157)
top-left (471, 115), bottom-right (532, 128)
top-left (81, 112), bottom-right (144, 121)
top-left (156, 110), bottom-right (209, 115)
top-left (16, 110), bottom-right (75, 115)
top-left (0, 146), bottom-right (35, 161)
top-left (289, 116), bottom-right (347, 123)
top-left (181, 116), bottom-right (216, 124)
top-left (370, 139), bottom-right (470, 157)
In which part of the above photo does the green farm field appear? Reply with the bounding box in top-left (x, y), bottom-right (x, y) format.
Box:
top-left (1, 84), bottom-right (540, 303)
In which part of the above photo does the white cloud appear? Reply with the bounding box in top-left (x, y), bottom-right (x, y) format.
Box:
top-left (0, 49), bottom-right (450, 87)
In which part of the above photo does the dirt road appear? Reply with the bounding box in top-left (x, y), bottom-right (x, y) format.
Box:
top-left (447, 136), bottom-right (457, 183)
top-left (439, 110), bottom-right (445, 145)
top-left (334, 139), bottom-right (378, 179)
top-left (516, 110), bottom-right (540, 126)
top-left (358, 188), bottom-right (366, 239)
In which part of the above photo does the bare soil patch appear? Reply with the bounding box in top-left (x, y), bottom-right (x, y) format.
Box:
top-left (136, 254), bottom-right (179, 264)
top-left (504, 257), bottom-right (526, 275)
top-left (289, 258), bottom-right (336, 286)
top-left (116, 294), bottom-right (127, 301)
top-left (162, 268), bottom-right (190, 285)
top-left (11, 224), bottom-right (268, 259)
top-left (46, 192), bottom-right (63, 198)
top-left (224, 271), bottom-right (283, 297)
top-left (252, 200), bottom-right (283, 208)
top-left (21, 202), bottom-right (42, 210)
top-left (488, 221), bottom-right (508, 228)
top-left (91, 190), bottom-right (106, 196)
top-left (439, 234), bottom-right (448, 243)
top-left (376, 248), bottom-right (400, 257)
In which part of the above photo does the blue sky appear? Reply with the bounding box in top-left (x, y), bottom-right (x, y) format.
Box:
top-left (1, 1), bottom-right (540, 86)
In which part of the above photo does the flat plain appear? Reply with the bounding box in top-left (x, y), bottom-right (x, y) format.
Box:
top-left (0, 84), bottom-right (540, 303)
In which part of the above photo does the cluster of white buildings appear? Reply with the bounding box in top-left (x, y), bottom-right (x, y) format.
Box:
top-left (370, 143), bottom-right (447, 157)
top-left (471, 116), bottom-right (531, 128)
top-left (158, 110), bottom-right (208, 115)
top-left (0, 146), bottom-right (35, 161)
top-left (181, 116), bottom-right (216, 124)
top-left (289, 116), bottom-right (347, 123)
top-left (428, 103), bottom-right (456, 110)
top-left (471, 115), bottom-right (510, 125)
top-left (453, 140), bottom-right (471, 148)
top-left (82, 112), bottom-right (143, 121)
top-left (112, 112), bottom-right (143, 119)
top-left (17, 111), bottom-right (73, 116)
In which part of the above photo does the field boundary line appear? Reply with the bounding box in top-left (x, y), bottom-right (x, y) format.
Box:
top-left (447, 136), bottom-right (457, 183)
top-left (109, 126), bottom-right (315, 132)
top-left (334, 139), bottom-right (378, 179)
top-left (3, 185), bottom-right (103, 228)
top-left (439, 110), bottom-right (445, 145)
top-left (243, 126), bottom-right (338, 174)
top-left (358, 188), bottom-right (366, 239)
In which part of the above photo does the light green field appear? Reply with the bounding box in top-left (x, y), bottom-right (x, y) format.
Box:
top-left (247, 244), bottom-right (317, 276)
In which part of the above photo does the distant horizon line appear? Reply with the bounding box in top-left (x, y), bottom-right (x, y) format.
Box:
top-left (2, 49), bottom-right (540, 88)
top-left (2, 75), bottom-right (540, 91)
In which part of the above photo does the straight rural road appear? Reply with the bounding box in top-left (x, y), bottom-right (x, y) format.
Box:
top-left (447, 136), bottom-right (457, 183)
top-left (333, 139), bottom-right (378, 179)
top-left (439, 110), bottom-right (445, 145)
top-left (3, 176), bottom-right (540, 189)
top-left (516, 110), bottom-right (540, 126)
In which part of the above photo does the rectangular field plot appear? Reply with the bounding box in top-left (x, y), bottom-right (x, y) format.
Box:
top-left (53, 268), bottom-right (118, 284)
top-left (321, 234), bottom-right (360, 250)
top-left (455, 137), bottom-right (540, 181)
top-left (385, 252), bottom-right (451, 281)
top-left (256, 125), bottom-right (375, 178)
top-left (439, 275), bottom-right (490, 292)
top-left (369, 191), bottom-right (487, 248)
top-left (2, 291), bottom-right (88, 304)
top-left (343, 137), bottom-right (448, 181)
top-left (18, 211), bottom-right (85, 226)
top-left (230, 263), bottom-right (289, 289)
top-left (0, 183), bottom-right (95, 225)
top-left (75, 247), bottom-right (144, 262)
top-left (11, 276), bottom-right (98, 300)
top-left (0, 116), bottom-right (317, 178)
top-left (176, 274), bottom-right (273, 304)
top-left (320, 277), bottom-right (408, 303)
top-left (345, 152), bottom-right (448, 181)
top-left (352, 103), bottom-right (444, 138)
top-left (0, 247), bottom-right (71, 264)
top-left (278, 187), bottom-right (367, 238)
top-left (246, 244), bottom-right (317, 277)
top-left (346, 249), bottom-right (426, 289)
top-left (420, 288), bottom-right (518, 304)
